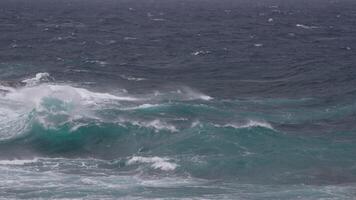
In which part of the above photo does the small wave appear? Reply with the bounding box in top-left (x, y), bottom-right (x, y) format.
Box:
top-left (127, 156), bottom-right (178, 171)
top-left (151, 18), bottom-right (166, 21)
top-left (124, 37), bottom-right (137, 40)
top-left (50, 35), bottom-right (76, 42)
top-left (120, 75), bottom-right (146, 81)
top-left (296, 24), bottom-right (319, 29)
top-left (191, 50), bottom-right (211, 56)
top-left (230, 120), bottom-right (273, 129)
top-left (84, 60), bottom-right (108, 66)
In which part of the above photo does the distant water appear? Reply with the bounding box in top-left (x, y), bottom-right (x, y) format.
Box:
top-left (1, 0), bottom-right (356, 199)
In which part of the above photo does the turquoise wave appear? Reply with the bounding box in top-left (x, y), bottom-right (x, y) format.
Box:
top-left (1, 80), bottom-right (356, 199)
top-left (2, 116), bottom-right (355, 185)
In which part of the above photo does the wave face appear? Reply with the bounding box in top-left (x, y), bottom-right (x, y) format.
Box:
top-left (1, 0), bottom-right (356, 199)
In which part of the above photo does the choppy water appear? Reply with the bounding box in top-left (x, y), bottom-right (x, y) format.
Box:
top-left (1, 0), bottom-right (356, 199)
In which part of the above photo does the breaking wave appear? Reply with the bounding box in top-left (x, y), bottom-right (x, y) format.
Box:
top-left (1, 72), bottom-right (355, 198)
top-left (0, 73), bottom-right (302, 182)
top-left (127, 156), bottom-right (178, 171)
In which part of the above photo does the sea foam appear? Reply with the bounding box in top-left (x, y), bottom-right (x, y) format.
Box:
top-left (127, 156), bottom-right (178, 171)
top-left (123, 119), bottom-right (178, 132)
top-left (22, 72), bottom-right (51, 86)
top-left (215, 120), bottom-right (274, 130)
top-left (0, 158), bottom-right (39, 165)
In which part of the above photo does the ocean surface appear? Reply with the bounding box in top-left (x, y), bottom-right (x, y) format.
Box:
top-left (1, 0), bottom-right (356, 199)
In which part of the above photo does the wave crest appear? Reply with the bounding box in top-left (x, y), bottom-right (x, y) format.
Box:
top-left (127, 156), bottom-right (178, 171)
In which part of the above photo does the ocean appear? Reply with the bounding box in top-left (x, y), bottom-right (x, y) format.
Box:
top-left (1, 0), bottom-right (356, 199)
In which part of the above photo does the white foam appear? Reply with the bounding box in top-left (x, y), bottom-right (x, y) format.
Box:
top-left (191, 50), bottom-right (210, 56)
top-left (4, 73), bottom-right (140, 108)
top-left (191, 120), bottom-right (201, 128)
top-left (146, 120), bottom-right (178, 132)
top-left (135, 103), bottom-right (159, 109)
top-left (128, 119), bottom-right (178, 132)
top-left (127, 156), bottom-right (178, 171)
top-left (216, 120), bottom-right (274, 130)
top-left (239, 120), bottom-right (273, 129)
top-left (199, 94), bottom-right (213, 101)
top-left (120, 75), bottom-right (146, 81)
top-left (0, 109), bottom-right (29, 140)
top-left (122, 103), bottom-right (162, 110)
top-left (4, 84), bottom-right (140, 107)
top-left (22, 72), bottom-right (51, 86)
top-left (147, 87), bottom-right (212, 101)
top-left (177, 87), bottom-right (213, 101)
top-left (0, 85), bottom-right (15, 93)
top-left (69, 122), bottom-right (88, 132)
top-left (151, 18), bottom-right (166, 21)
top-left (139, 177), bottom-right (202, 188)
top-left (63, 85), bottom-right (139, 102)
top-left (0, 158), bottom-right (38, 165)
top-left (296, 24), bottom-right (319, 29)
top-left (85, 60), bottom-right (108, 66)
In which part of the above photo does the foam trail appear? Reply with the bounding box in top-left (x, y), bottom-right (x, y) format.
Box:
top-left (215, 120), bottom-right (274, 130)
top-left (121, 103), bottom-right (163, 110)
top-left (3, 84), bottom-right (140, 107)
top-left (0, 158), bottom-right (39, 165)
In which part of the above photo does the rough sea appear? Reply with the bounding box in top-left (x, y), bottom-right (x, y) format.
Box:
top-left (1, 0), bottom-right (356, 199)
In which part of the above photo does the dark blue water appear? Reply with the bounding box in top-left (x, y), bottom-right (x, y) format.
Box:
top-left (1, 0), bottom-right (356, 199)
